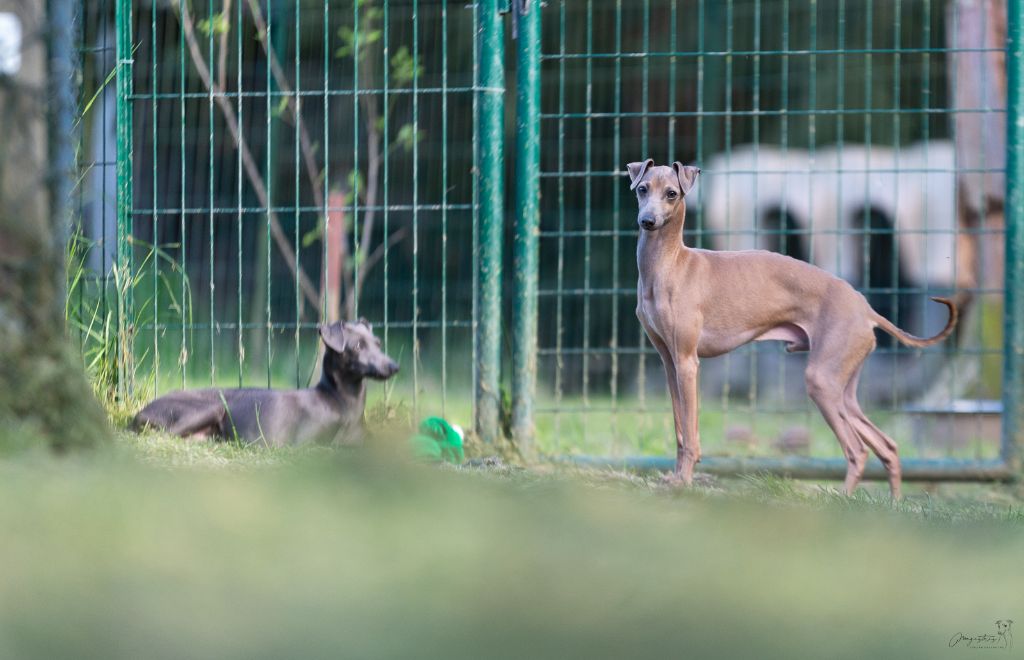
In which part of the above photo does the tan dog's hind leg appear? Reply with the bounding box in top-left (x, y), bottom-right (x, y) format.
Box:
top-left (805, 328), bottom-right (873, 496)
top-left (839, 365), bottom-right (871, 492)
top-left (807, 323), bottom-right (903, 499)
top-left (845, 379), bottom-right (903, 499)
top-left (806, 374), bottom-right (867, 495)
top-left (836, 334), bottom-right (903, 499)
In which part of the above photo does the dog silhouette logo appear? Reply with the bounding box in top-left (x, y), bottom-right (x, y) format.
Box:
top-left (996, 620), bottom-right (1013, 650)
top-left (950, 620), bottom-right (1014, 650)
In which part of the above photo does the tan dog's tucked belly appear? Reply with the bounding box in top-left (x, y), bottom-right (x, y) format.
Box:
top-left (695, 326), bottom-right (778, 358)
top-left (754, 323), bottom-right (811, 352)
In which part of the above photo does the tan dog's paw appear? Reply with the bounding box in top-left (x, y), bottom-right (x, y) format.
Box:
top-left (658, 471), bottom-right (692, 488)
top-left (691, 472), bottom-right (718, 488)
top-left (658, 470), bottom-right (718, 490)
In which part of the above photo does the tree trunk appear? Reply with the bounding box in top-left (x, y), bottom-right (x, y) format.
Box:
top-left (0, 0), bottom-right (106, 450)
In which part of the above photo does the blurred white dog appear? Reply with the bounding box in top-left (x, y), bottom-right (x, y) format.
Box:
top-left (690, 141), bottom-right (962, 288)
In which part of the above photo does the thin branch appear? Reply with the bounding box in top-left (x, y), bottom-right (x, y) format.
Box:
top-left (245, 0), bottom-right (324, 212)
top-left (350, 88), bottom-right (382, 318)
top-left (361, 226), bottom-right (409, 276)
top-left (177, 3), bottom-right (321, 314)
top-left (216, 0), bottom-right (232, 92)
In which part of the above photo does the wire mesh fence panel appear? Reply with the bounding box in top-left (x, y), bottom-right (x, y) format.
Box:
top-left (72, 0), bottom-right (491, 426)
top-left (69, 0), bottom-right (117, 395)
top-left (71, 0), bottom-right (1023, 474)
top-left (534, 0), bottom-right (1009, 468)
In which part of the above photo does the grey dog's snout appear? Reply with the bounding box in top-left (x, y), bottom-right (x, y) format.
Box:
top-left (384, 358), bottom-right (399, 376)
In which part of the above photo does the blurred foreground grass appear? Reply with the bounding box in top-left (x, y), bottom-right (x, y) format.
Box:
top-left (0, 429), bottom-right (1022, 659)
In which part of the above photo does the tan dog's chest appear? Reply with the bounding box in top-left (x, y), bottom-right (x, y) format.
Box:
top-left (637, 277), bottom-right (692, 345)
top-left (637, 277), bottom-right (663, 325)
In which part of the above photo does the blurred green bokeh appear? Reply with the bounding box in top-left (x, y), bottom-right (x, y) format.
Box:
top-left (0, 438), bottom-right (1020, 660)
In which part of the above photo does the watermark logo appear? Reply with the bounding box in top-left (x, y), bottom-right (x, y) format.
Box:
top-left (949, 620), bottom-right (1014, 650)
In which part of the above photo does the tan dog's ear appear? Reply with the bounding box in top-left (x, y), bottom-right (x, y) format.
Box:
top-left (626, 159), bottom-right (654, 190)
top-left (672, 162), bottom-right (701, 196)
top-left (319, 322), bottom-right (348, 353)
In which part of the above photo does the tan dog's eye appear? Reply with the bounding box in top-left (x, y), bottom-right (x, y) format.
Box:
top-left (666, 189), bottom-right (678, 199)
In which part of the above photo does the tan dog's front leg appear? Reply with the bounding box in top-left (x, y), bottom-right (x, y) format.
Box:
top-left (639, 313), bottom-right (692, 484)
top-left (647, 333), bottom-right (685, 474)
top-left (672, 353), bottom-right (701, 483)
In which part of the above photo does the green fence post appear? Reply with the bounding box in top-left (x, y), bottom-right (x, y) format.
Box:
top-left (1004, 0), bottom-right (1024, 475)
top-left (475, 0), bottom-right (505, 443)
top-left (115, 0), bottom-right (134, 400)
top-left (512, 2), bottom-right (540, 452)
top-left (48, 0), bottom-right (77, 310)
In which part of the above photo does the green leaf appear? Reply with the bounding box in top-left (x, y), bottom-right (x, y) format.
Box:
top-left (390, 46), bottom-right (423, 88)
top-left (198, 12), bottom-right (230, 37)
top-left (394, 123), bottom-right (426, 153)
top-left (273, 96), bottom-right (289, 118)
top-left (302, 220), bottom-right (324, 248)
top-left (335, 26), bottom-right (355, 59)
top-left (347, 169), bottom-right (363, 198)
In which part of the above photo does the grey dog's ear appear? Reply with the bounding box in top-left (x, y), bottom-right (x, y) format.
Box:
top-left (626, 159), bottom-right (654, 191)
top-left (319, 322), bottom-right (348, 353)
top-left (672, 162), bottom-right (701, 196)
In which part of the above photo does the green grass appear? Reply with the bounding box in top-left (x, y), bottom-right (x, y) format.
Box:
top-left (125, 365), bottom-right (1004, 464)
top-left (1, 423), bottom-right (1022, 659)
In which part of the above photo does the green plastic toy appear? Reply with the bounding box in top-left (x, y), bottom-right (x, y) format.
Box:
top-left (410, 416), bottom-right (465, 464)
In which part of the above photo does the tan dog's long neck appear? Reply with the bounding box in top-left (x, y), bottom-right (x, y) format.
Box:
top-left (637, 208), bottom-right (689, 282)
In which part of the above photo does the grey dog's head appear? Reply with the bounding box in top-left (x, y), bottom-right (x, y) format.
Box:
top-left (319, 320), bottom-right (399, 382)
top-left (626, 159), bottom-right (700, 232)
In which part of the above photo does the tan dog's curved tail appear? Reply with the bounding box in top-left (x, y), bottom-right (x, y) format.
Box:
top-left (871, 296), bottom-right (958, 348)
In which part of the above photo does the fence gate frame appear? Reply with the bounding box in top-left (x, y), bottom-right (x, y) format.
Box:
top-left (109, 0), bottom-right (506, 429)
top-left (505, 0), bottom-right (1024, 482)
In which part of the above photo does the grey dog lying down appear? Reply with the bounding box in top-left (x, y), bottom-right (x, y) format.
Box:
top-left (132, 320), bottom-right (399, 446)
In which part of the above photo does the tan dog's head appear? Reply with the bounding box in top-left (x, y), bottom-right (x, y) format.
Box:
top-left (626, 159), bottom-right (700, 232)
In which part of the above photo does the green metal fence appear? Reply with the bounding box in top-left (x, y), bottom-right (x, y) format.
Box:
top-left (78, 0), bottom-right (505, 432)
top-left (72, 0), bottom-right (1024, 481)
top-left (520, 0), bottom-right (1021, 480)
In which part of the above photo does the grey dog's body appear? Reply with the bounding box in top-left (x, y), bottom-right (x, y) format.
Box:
top-left (628, 159), bottom-right (957, 499)
top-left (133, 320), bottom-right (398, 446)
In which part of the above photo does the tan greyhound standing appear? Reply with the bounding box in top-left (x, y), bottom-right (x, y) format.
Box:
top-left (628, 159), bottom-right (958, 499)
